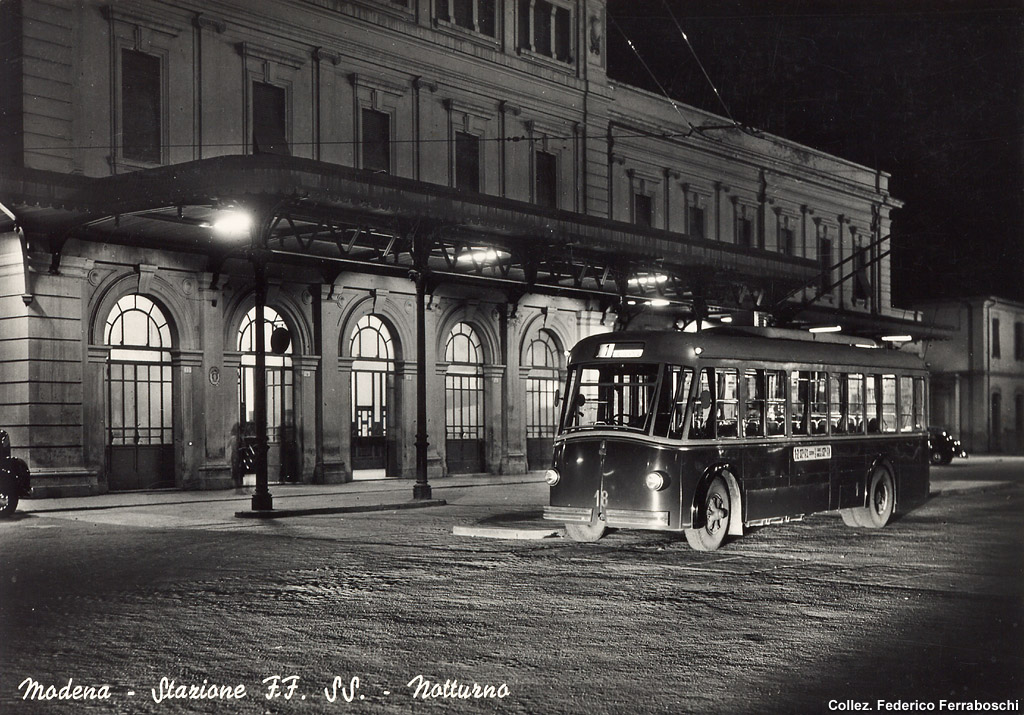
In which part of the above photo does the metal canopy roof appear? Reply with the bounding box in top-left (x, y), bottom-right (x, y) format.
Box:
top-left (2, 154), bottom-right (817, 315)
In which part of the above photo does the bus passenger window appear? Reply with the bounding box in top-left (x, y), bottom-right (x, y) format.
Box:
top-left (689, 369), bottom-right (713, 439)
top-left (791, 372), bottom-right (809, 435)
top-left (766, 370), bottom-right (786, 436)
top-left (899, 376), bottom-right (914, 431)
top-left (866, 375), bottom-right (880, 433)
top-left (881, 375), bottom-right (897, 433)
top-left (831, 373), bottom-right (846, 434)
top-left (743, 369), bottom-right (764, 437)
top-left (847, 374), bottom-right (865, 434)
top-left (716, 368), bottom-right (739, 438)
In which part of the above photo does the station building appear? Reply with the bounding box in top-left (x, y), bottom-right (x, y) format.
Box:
top-left (918, 296), bottom-right (1024, 454)
top-left (0, 0), bottom-right (929, 497)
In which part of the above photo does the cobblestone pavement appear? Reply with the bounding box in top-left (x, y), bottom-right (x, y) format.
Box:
top-left (1, 463), bottom-right (1022, 714)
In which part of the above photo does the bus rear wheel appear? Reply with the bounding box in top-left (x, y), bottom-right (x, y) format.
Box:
top-left (846, 467), bottom-right (895, 529)
top-left (685, 477), bottom-right (730, 551)
top-left (565, 519), bottom-right (606, 543)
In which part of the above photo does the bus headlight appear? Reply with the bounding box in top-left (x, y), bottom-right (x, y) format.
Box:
top-left (644, 471), bottom-right (668, 491)
top-left (544, 468), bottom-right (560, 486)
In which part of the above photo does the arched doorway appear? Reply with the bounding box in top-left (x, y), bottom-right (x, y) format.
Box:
top-left (104, 294), bottom-right (174, 490)
top-left (524, 330), bottom-right (562, 470)
top-left (444, 322), bottom-right (485, 474)
top-left (350, 315), bottom-right (395, 479)
top-left (238, 306), bottom-right (296, 483)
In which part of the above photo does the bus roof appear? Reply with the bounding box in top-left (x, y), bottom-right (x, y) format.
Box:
top-left (570, 327), bottom-right (927, 372)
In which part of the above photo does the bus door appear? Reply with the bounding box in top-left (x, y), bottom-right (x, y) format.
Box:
top-left (738, 369), bottom-right (793, 522)
top-left (785, 370), bottom-right (832, 516)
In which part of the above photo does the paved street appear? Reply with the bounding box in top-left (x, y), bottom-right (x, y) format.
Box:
top-left (1, 458), bottom-right (1022, 714)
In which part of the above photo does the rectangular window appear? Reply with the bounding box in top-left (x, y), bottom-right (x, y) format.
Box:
top-left (866, 375), bottom-right (880, 433)
top-left (899, 376), bottom-right (914, 432)
top-left (121, 49), bottom-right (161, 163)
top-left (819, 236), bottom-right (833, 295)
top-left (853, 247), bottom-right (871, 303)
top-left (252, 81), bottom-right (289, 156)
top-left (361, 108), bottom-right (390, 173)
top-left (715, 368), bottom-right (739, 438)
top-left (1015, 322), bottom-right (1024, 360)
top-left (455, 131), bottom-right (480, 192)
top-left (992, 318), bottom-right (1001, 358)
top-left (737, 216), bottom-right (754, 249)
top-left (743, 369), bottom-right (765, 438)
top-left (689, 205), bottom-right (705, 239)
top-left (847, 374), bottom-right (865, 434)
top-left (554, 6), bottom-right (571, 61)
top-left (780, 227), bottom-right (795, 256)
top-left (441, 0), bottom-right (495, 37)
top-left (634, 194), bottom-right (652, 227)
top-left (518, 0), bottom-right (572, 61)
top-left (766, 370), bottom-right (786, 436)
top-left (881, 375), bottom-right (897, 433)
top-left (535, 150), bottom-right (557, 208)
top-left (830, 374), bottom-right (845, 434)
top-left (533, 0), bottom-right (552, 56)
top-left (791, 371), bottom-right (828, 435)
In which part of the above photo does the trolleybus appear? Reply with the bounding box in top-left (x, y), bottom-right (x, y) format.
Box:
top-left (543, 327), bottom-right (930, 550)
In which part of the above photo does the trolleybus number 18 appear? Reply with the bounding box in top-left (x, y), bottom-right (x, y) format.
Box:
top-left (793, 445), bottom-right (833, 462)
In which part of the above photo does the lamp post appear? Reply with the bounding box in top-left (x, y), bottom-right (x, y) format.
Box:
top-left (214, 207), bottom-right (272, 510)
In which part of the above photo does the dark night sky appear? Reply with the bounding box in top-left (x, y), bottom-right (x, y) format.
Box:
top-left (607, 0), bottom-right (1024, 306)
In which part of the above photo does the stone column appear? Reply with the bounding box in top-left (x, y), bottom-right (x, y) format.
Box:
top-left (291, 354), bottom-right (320, 483)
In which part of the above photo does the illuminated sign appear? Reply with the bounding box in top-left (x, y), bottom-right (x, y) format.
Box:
top-left (793, 445), bottom-right (832, 462)
top-left (596, 342), bottom-right (644, 359)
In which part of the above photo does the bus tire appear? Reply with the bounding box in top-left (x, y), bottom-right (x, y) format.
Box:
top-left (840, 509), bottom-right (863, 528)
top-left (565, 520), bottom-right (606, 543)
top-left (684, 477), bottom-right (730, 551)
top-left (851, 467), bottom-right (895, 529)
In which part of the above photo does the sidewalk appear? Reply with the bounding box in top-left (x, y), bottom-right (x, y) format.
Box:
top-left (18, 472), bottom-right (546, 517)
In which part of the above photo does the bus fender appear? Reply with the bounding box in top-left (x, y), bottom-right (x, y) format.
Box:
top-left (692, 465), bottom-right (743, 537)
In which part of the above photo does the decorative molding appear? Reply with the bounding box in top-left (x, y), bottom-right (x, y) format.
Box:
top-left (412, 76), bottom-right (438, 92)
top-left (192, 13), bottom-right (225, 33)
top-left (349, 72), bottom-right (407, 97)
top-left (443, 98), bottom-right (495, 120)
top-left (103, 3), bottom-right (183, 37)
top-left (137, 264), bottom-right (159, 295)
top-left (500, 101), bottom-right (522, 116)
top-left (313, 47), bottom-right (341, 65)
top-left (236, 41), bottom-right (305, 70)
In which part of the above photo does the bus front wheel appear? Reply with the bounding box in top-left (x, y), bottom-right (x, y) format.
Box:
top-left (845, 467), bottom-right (895, 529)
top-left (684, 477), bottom-right (730, 551)
top-left (565, 519), bottom-right (606, 543)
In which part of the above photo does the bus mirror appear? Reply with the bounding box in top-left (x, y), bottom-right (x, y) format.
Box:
top-left (554, 389), bottom-right (561, 406)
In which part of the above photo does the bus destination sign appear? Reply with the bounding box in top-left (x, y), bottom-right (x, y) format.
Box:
top-left (793, 445), bottom-right (832, 462)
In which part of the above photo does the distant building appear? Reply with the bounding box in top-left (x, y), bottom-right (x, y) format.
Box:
top-left (0, 0), bottom-right (929, 496)
top-left (918, 297), bottom-right (1024, 454)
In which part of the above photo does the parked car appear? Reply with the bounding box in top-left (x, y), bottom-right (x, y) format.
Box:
top-left (0, 429), bottom-right (31, 516)
top-left (928, 427), bottom-right (968, 466)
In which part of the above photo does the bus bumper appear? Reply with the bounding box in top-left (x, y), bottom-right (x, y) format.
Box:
top-left (544, 505), bottom-right (594, 523)
top-left (544, 505), bottom-right (671, 529)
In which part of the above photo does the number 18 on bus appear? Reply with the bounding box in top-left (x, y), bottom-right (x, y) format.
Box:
top-left (542, 327), bottom-right (930, 550)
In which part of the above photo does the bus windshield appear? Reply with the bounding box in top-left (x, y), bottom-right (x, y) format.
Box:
top-left (560, 363), bottom-right (661, 433)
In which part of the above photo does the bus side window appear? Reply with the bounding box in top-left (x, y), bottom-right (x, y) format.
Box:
top-left (791, 371), bottom-right (808, 435)
top-left (716, 368), bottom-right (739, 438)
top-left (766, 370), bottom-right (786, 436)
top-left (689, 369), bottom-right (714, 439)
top-left (743, 369), bottom-right (765, 437)
top-left (655, 365), bottom-right (692, 439)
top-left (866, 374), bottom-right (880, 433)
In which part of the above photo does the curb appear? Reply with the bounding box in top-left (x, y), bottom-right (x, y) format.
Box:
top-left (452, 525), bottom-right (563, 540)
top-left (234, 499), bottom-right (448, 519)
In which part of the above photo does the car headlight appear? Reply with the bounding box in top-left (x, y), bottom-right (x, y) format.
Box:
top-left (644, 471), bottom-right (668, 491)
top-left (544, 468), bottom-right (560, 486)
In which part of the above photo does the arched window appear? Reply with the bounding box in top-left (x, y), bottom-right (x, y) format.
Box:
top-left (238, 307), bottom-right (293, 444)
top-left (444, 323), bottom-right (485, 473)
top-left (523, 330), bottom-right (562, 469)
top-left (104, 295), bottom-right (174, 490)
top-left (349, 316), bottom-right (395, 475)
